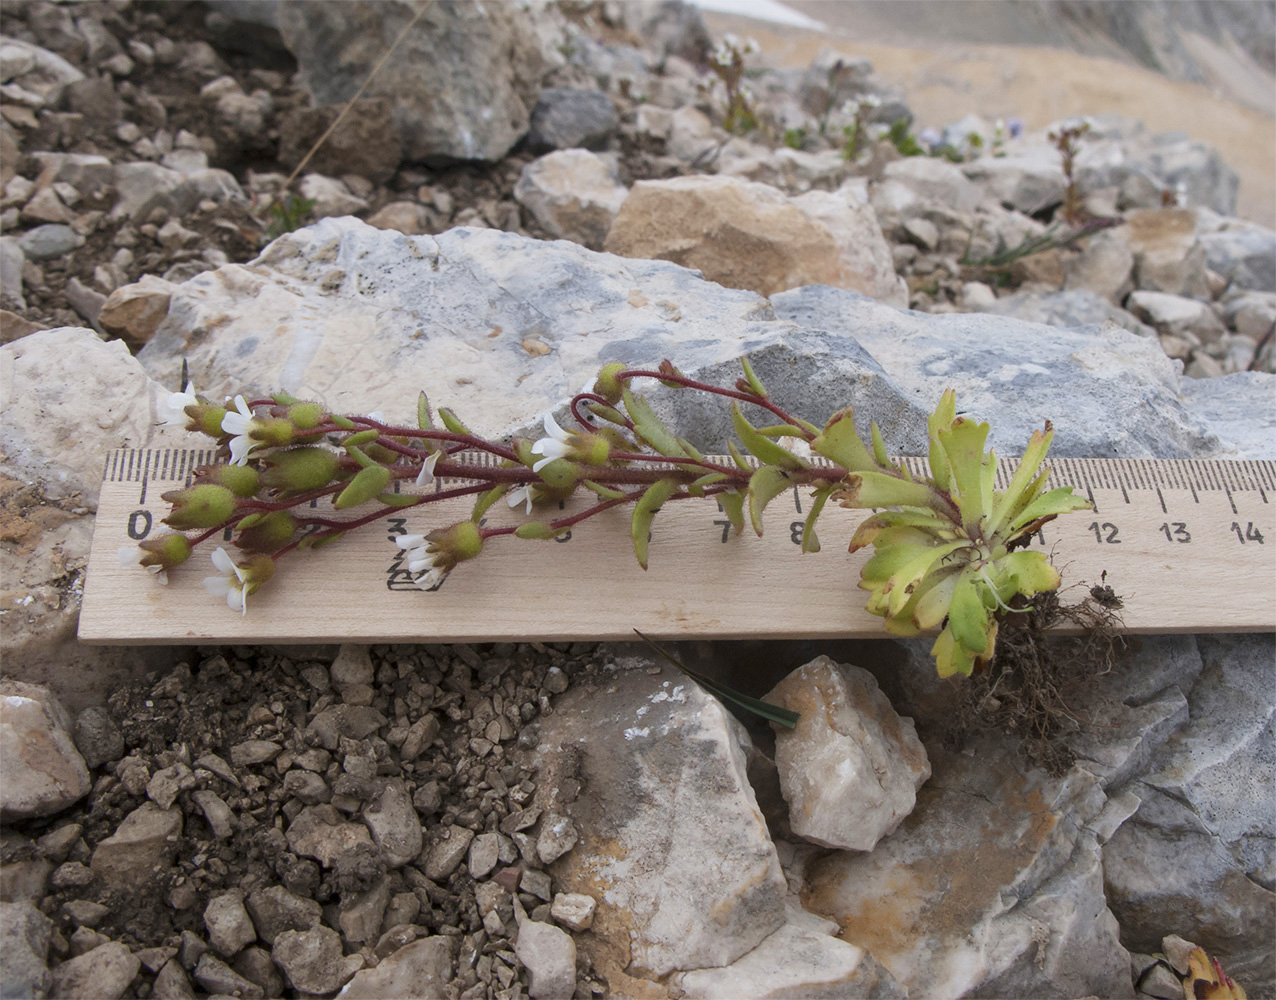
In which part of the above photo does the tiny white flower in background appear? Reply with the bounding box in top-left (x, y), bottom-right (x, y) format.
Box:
top-left (743, 37), bottom-right (760, 54)
top-left (415, 450), bottom-right (442, 487)
top-left (160, 382), bottom-right (197, 427)
top-left (507, 484), bottom-right (534, 515)
top-left (221, 395), bottom-right (259, 466)
top-left (529, 412), bottom-right (572, 472)
top-left (860, 94), bottom-right (882, 110)
top-left (203, 546), bottom-right (249, 615)
top-left (118, 546), bottom-right (168, 585)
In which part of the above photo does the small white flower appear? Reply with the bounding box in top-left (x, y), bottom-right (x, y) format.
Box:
top-left (529, 412), bottom-right (572, 472)
top-left (743, 37), bottom-right (760, 54)
top-left (414, 450), bottom-right (442, 487)
top-left (160, 382), bottom-right (198, 427)
top-left (506, 484), bottom-right (534, 515)
top-left (202, 546), bottom-right (248, 615)
top-left (118, 546), bottom-right (168, 585)
top-left (414, 566), bottom-right (448, 591)
top-left (220, 395), bottom-right (260, 466)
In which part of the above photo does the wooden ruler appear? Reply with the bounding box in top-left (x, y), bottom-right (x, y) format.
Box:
top-left (79, 449), bottom-right (1275, 644)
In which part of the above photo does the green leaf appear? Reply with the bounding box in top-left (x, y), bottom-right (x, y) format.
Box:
top-left (622, 386), bottom-right (688, 458)
top-left (986, 425), bottom-right (1052, 535)
top-left (235, 513), bottom-right (264, 530)
top-left (582, 479), bottom-right (627, 500)
top-left (342, 429), bottom-right (381, 449)
top-left (633, 630), bottom-right (800, 729)
top-left (870, 421), bottom-right (891, 467)
top-left (718, 491), bottom-right (745, 535)
top-left (375, 492), bottom-right (423, 507)
top-left (739, 356), bottom-right (768, 397)
top-left (438, 407), bottom-right (471, 435)
top-left (632, 479), bottom-right (676, 569)
top-left (330, 414), bottom-right (356, 430)
top-left (417, 391), bottom-right (433, 430)
top-left (811, 408), bottom-right (878, 473)
top-left (947, 568), bottom-right (991, 654)
top-left (937, 417), bottom-right (992, 532)
top-left (836, 470), bottom-right (942, 510)
top-left (334, 465), bottom-right (391, 509)
top-left (587, 401), bottom-right (628, 426)
top-left (800, 488), bottom-right (831, 553)
top-left (1010, 485), bottom-right (1092, 533)
top-left (344, 444), bottom-right (378, 470)
top-left (676, 437), bottom-right (705, 461)
top-left (515, 521), bottom-right (558, 540)
top-left (927, 390), bottom-right (957, 492)
top-left (691, 472), bottom-right (729, 488)
top-left (728, 440), bottom-right (753, 473)
top-left (470, 485), bottom-right (508, 522)
top-left (732, 404), bottom-right (805, 470)
top-left (882, 539), bottom-right (968, 616)
top-left (747, 465), bottom-right (791, 536)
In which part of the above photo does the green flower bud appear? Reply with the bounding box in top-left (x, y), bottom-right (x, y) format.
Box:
top-left (535, 458), bottom-right (578, 490)
top-left (428, 520), bottom-right (484, 563)
top-left (334, 465), bottom-right (392, 509)
top-left (514, 521), bottom-right (559, 540)
top-left (256, 417), bottom-right (295, 449)
top-left (259, 447), bottom-right (341, 493)
top-left (286, 401), bottom-right (326, 429)
top-left (186, 399), bottom-right (229, 438)
top-left (593, 362), bottom-right (628, 404)
top-left (575, 433), bottom-right (611, 467)
top-left (240, 553), bottom-right (276, 596)
top-left (197, 462), bottom-right (260, 498)
top-left (235, 511), bottom-right (298, 553)
top-left (137, 532), bottom-right (192, 569)
top-left (161, 484), bottom-right (238, 530)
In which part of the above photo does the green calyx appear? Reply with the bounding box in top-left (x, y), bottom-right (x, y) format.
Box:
top-left (838, 389), bottom-right (1092, 677)
top-left (161, 484), bottom-right (238, 530)
top-left (259, 447), bottom-right (341, 493)
top-left (200, 462), bottom-right (259, 498)
top-left (235, 511), bottom-right (298, 553)
top-left (137, 532), bottom-right (192, 569)
top-left (286, 401), bottom-right (326, 430)
top-left (335, 465), bottom-right (392, 509)
top-left (593, 362), bottom-right (628, 404)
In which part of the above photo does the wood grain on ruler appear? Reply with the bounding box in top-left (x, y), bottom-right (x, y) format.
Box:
top-left (80, 451), bottom-right (1276, 644)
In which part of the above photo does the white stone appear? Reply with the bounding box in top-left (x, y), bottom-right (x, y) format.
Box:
top-left (1127, 290), bottom-right (1225, 343)
top-left (549, 892), bottom-right (595, 931)
top-left (297, 173), bottom-right (368, 218)
top-left (765, 657), bottom-right (930, 850)
top-left (338, 936), bottom-right (453, 998)
top-left (0, 681), bottom-right (90, 821)
top-left (204, 890), bottom-right (257, 957)
top-left (514, 916), bottom-right (576, 1000)
top-left (514, 149), bottom-right (627, 251)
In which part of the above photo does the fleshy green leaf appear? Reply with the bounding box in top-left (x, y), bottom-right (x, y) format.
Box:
top-left (632, 479), bottom-right (676, 569)
top-left (937, 417), bottom-right (992, 532)
top-left (800, 488), bottom-right (831, 553)
top-left (515, 521), bottom-right (559, 539)
top-left (747, 465), bottom-right (791, 536)
top-left (835, 471), bottom-right (941, 510)
top-left (582, 479), bottom-right (627, 500)
top-left (732, 404), bottom-right (806, 470)
top-left (739, 356), bottom-right (768, 397)
top-left (438, 407), bottom-right (471, 435)
top-left (469, 485), bottom-right (508, 522)
top-left (417, 391), bottom-right (433, 430)
top-left (870, 421), bottom-right (892, 468)
top-left (986, 425), bottom-right (1052, 535)
top-left (329, 414), bottom-right (356, 430)
top-left (375, 492), bottom-right (423, 507)
top-left (622, 386), bottom-right (688, 458)
top-left (334, 465), bottom-right (391, 509)
top-left (947, 568), bottom-right (991, 654)
top-left (927, 390), bottom-right (957, 492)
top-left (812, 408), bottom-right (877, 471)
top-left (718, 491), bottom-right (745, 535)
top-left (1010, 486), bottom-right (1092, 534)
top-left (728, 440), bottom-right (753, 473)
top-left (342, 429), bottom-right (381, 450)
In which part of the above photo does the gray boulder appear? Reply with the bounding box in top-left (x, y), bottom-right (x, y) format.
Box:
top-left (527, 87), bottom-right (618, 152)
top-left (276, 0), bottom-right (560, 162)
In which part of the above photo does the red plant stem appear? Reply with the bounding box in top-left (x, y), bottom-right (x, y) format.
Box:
top-left (615, 368), bottom-right (816, 436)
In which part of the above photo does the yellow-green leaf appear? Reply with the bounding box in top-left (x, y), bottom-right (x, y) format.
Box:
top-left (632, 479), bottom-right (676, 569)
top-left (747, 465), bottom-right (791, 536)
top-left (732, 404), bottom-right (806, 470)
top-left (622, 386), bottom-right (688, 458)
top-left (811, 408), bottom-right (877, 472)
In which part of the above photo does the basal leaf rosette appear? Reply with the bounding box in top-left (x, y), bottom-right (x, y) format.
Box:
top-left (826, 391), bottom-right (1092, 678)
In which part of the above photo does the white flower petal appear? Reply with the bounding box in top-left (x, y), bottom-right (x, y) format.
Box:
top-left (161, 382), bottom-right (197, 426)
top-left (153, 569), bottom-right (169, 586)
top-left (506, 485), bottom-right (533, 514)
top-left (542, 411), bottom-right (570, 442)
top-left (204, 575), bottom-right (231, 598)
top-left (220, 396), bottom-right (254, 436)
top-left (210, 547), bottom-right (235, 573)
top-left (119, 546), bottom-right (140, 567)
top-left (415, 450), bottom-right (442, 487)
top-left (226, 586), bottom-right (244, 612)
top-left (395, 534), bottom-right (426, 551)
top-left (415, 566), bottom-right (447, 591)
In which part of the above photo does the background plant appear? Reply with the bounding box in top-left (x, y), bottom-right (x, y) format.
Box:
top-left (708, 34), bottom-right (760, 135)
top-left (132, 361), bottom-right (1090, 679)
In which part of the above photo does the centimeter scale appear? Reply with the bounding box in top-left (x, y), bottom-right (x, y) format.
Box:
top-left (80, 448), bottom-right (1275, 644)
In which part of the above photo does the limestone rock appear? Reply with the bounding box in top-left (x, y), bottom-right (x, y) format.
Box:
top-left (338, 936), bottom-right (453, 998)
top-left (674, 903), bottom-right (905, 999)
top-left (272, 923), bottom-right (360, 994)
top-left (960, 143), bottom-right (1066, 214)
top-left (276, 0), bottom-right (557, 162)
top-left (98, 274), bottom-right (177, 343)
top-left (0, 900), bottom-right (52, 998)
top-left (534, 661), bottom-right (786, 976)
top-left (365, 201), bottom-right (432, 236)
top-left (983, 288), bottom-right (1155, 340)
top-left (549, 892), bottom-right (595, 932)
top-left (1063, 226), bottom-right (1136, 303)
top-left (514, 915), bottom-right (576, 1000)
top-left (765, 657), bottom-right (930, 851)
top-left (514, 149), bottom-right (627, 251)
top-left (1127, 290), bottom-right (1226, 342)
top-left (1126, 209), bottom-right (1208, 298)
top-left (296, 173), bottom-right (366, 218)
top-left (136, 218), bottom-right (924, 456)
top-left (527, 88), bottom-right (618, 152)
top-left (48, 940), bottom-right (141, 1000)
top-left (204, 890), bottom-right (256, 957)
top-left (768, 284), bottom-right (1239, 458)
top-left (882, 156), bottom-right (982, 215)
top-left (1103, 633), bottom-right (1276, 995)
top-left (362, 779), bottom-right (422, 867)
top-left (605, 175), bottom-right (905, 304)
top-left (286, 804), bottom-right (374, 868)
top-left (0, 681), bottom-right (90, 821)
top-left (90, 802), bottom-right (182, 886)
top-left (422, 825), bottom-right (474, 881)
top-left (245, 884), bottom-right (322, 945)
top-left (193, 952), bottom-right (263, 998)
top-left (1198, 222), bottom-right (1276, 292)
top-left (277, 97), bottom-right (402, 185)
